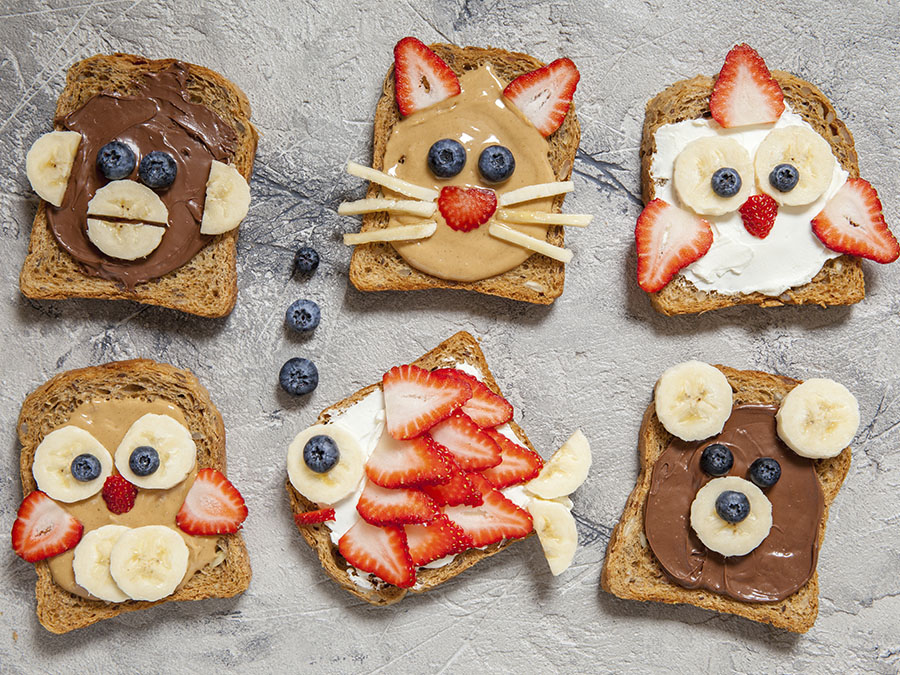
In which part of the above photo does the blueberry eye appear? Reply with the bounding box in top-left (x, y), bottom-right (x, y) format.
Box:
top-left (427, 139), bottom-right (466, 178)
top-left (96, 141), bottom-right (136, 180)
top-left (478, 145), bottom-right (515, 183)
top-left (303, 435), bottom-right (340, 473)
top-left (700, 443), bottom-right (733, 476)
top-left (711, 167), bottom-right (742, 197)
top-left (748, 457), bottom-right (781, 488)
top-left (769, 163), bottom-right (799, 193)
top-left (129, 446), bottom-right (160, 476)
top-left (70, 453), bottom-right (102, 482)
top-left (139, 151), bottom-right (177, 189)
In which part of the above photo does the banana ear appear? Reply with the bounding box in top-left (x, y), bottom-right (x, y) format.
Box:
top-left (393, 37), bottom-right (460, 116)
top-left (503, 58), bottom-right (580, 137)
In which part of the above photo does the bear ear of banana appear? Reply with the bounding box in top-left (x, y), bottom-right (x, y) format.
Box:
top-left (655, 361), bottom-right (733, 442)
top-left (754, 126), bottom-right (834, 206)
top-left (72, 525), bottom-right (131, 602)
top-left (287, 424), bottom-right (365, 504)
top-left (32, 426), bottom-right (113, 503)
top-left (200, 161), bottom-right (250, 235)
top-left (673, 137), bottom-right (753, 216)
top-left (776, 378), bottom-right (859, 459)
top-left (690, 477), bottom-right (772, 557)
top-left (114, 414), bottom-right (197, 489)
top-left (525, 429), bottom-right (591, 500)
top-left (108, 525), bottom-right (189, 601)
top-left (25, 131), bottom-right (82, 207)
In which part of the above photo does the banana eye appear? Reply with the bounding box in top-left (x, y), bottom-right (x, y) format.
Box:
top-left (32, 426), bottom-right (113, 502)
top-left (673, 137), bottom-right (753, 216)
top-left (478, 145), bottom-right (515, 183)
top-left (754, 127), bottom-right (833, 206)
top-left (115, 414), bottom-right (196, 489)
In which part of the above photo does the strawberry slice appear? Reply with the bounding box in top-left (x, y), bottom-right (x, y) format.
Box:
top-left (437, 186), bottom-right (498, 232)
top-left (423, 454), bottom-right (483, 507)
top-left (356, 481), bottom-right (439, 526)
top-left (338, 520), bottom-right (416, 588)
top-left (435, 369), bottom-right (513, 428)
top-left (635, 199), bottom-right (714, 293)
top-left (405, 514), bottom-right (474, 566)
top-left (503, 57), bottom-right (580, 137)
top-left (294, 508), bottom-right (336, 526)
top-left (12, 491), bottom-right (83, 562)
top-left (479, 429), bottom-right (544, 489)
top-left (811, 178), bottom-right (900, 263)
top-left (443, 474), bottom-right (533, 548)
top-left (709, 44), bottom-right (785, 128)
top-left (739, 193), bottom-right (778, 239)
top-left (382, 364), bottom-right (472, 440)
top-left (429, 411), bottom-right (502, 471)
top-left (393, 36), bottom-right (461, 116)
top-left (365, 431), bottom-right (453, 489)
top-left (176, 468), bottom-right (248, 535)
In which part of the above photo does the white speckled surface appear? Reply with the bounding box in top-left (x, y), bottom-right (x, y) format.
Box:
top-left (2, 0), bottom-right (899, 673)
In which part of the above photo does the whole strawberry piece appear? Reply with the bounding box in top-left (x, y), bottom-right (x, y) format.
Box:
top-left (393, 37), bottom-right (460, 116)
top-left (176, 468), bottom-right (248, 535)
top-left (740, 194), bottom-right (778, 239)
top-left (102, 474), bottom-right (138, 514)
top-left (635, 199), bottom-right (713, 293)
top-left (710, 44), bottom-right (785, 128)
top-left (12, 491), bottom-right (83, 562)
top-left (437, 186), bottom-right (498, 232)
top-left (503, 58), bottom-right (580, 137)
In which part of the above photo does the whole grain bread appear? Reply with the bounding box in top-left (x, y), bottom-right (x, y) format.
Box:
top-left (287, 331), bottom-right (536, 605)
top-left (16, 359), bottom-right (252, 633)
top-left (348, 44), bottom-right (581, 305)
top-left (642, 71), bottom-right (865, 315)
top-left (19, 53), bottom-right (258, 318)
top-left (601, 365), bottom-right (851, 633)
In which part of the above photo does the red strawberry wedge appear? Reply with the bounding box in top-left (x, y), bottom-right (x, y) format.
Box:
top-left (423, 456), bottom-right (484, 507)
top-left (338, 520), bottom-right (416, 588)
top-left (383, 364), bottom-right (472, 440)
top-left (429, 411), bottom-right (502, 471)
top-left (709, 44), bottom-right (785, 128)
top-left (365, 431), bottom-right (453, 489)
top-left (437, 186), bottom-right (498, 232)
top-left (294, 508), bottom-right (336, 526)
top-left (435, 369), bottom-right (513, 428)
top-left (405, 514), bottom-right (474, 567)
top-left (394, 37), bottom-right (461, 116)
top-left (503, 58), bottom-right (580, 137)
top-left (443, 474), bottom-right (533, 548)
top-left (357, 481), bottom-right (439, 526)
top-left (479, 429), bottom-right (544, 489)
top-left (12, 491), bottom-right (83, 562)
top-left (740, 193), bottom-right (778, 239)
top-left (636, 199), bottom-right (714, 293)
top-left (176, 468), bottom-right (248, 535)
top-left (811, 178), bottom-right (900, 263)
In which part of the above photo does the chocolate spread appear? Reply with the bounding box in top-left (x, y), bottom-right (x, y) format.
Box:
top-left (644, 405), bottom-right (825, 603)
top-left (48, 64), bottom-right (237, 288)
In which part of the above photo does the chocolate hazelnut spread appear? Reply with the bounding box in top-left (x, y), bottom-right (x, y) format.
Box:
top-left (644, 405), bottom-right (825, 603)
top-left (48, 64), bottom-right (237, 288)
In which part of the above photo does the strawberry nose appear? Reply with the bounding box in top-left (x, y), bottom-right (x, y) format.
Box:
top-left (437, 186), bottom-right (498, 233)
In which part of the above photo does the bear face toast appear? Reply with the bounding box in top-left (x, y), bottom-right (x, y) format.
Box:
top-left (634, 44), bottom-right (899, 315)
top-left (340, 38), bottom-right (591, 305)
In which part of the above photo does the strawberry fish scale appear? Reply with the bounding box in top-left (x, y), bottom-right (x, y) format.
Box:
top-left (383, 365), bottom-right (471, 439)
top-left (338, 520), bottom-right (415, 588)
top-left (405, 515), bottom-right (473, 566)
top-left (365, 431), bottom-right (453, 488)
top-left (357, 481), bottom-right (439, 525)
top-left (429, 413), bottom-right (502, 471)
top-left (442, 486), bottom-right (533, 548)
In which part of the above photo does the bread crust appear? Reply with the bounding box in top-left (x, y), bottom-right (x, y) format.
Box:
top-left (601, 365), bottom-right (851, 632)
top-left (16, 359), bottom-right (252, 633)
top-left (348, 44), bottom-right (581, 305)
top-left (19, 53), bottom-right (258, 318)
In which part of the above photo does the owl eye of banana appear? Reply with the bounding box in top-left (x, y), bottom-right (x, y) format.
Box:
top-left (114, 414), bottom-right (196, 489)
top-left (673, 137), bottom-right (753, 216)
top-left (754, 126), bottom-right (833, 206)
top-left (32, 426), bottom-right (113, 502)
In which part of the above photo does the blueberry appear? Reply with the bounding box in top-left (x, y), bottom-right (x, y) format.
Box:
top-left (699, 443), bottom-right (734, 476)
top-left (769, 163), bottom-right (799, 192)
top-left (749, 457), bottom-right (781, 488)
top-left (427, 139), bottom-right (466, 178)
top-left (715, 490), bottom-right (750, 523)
top-left (70, 454), bottom-right (102, 482)
top-left (294, 246), bottom-right (320, 276)
top-left (710, 167), bottom-right (742, 197)
top-left (96, 141), bottom-right (136, 180)
top-left (478, 145), bottom-right (515, 183)
top-left (303, 435), bottom-right (340, 473)
top-left (129, 446), bottom-right (160, 476)
top-left (285, 299), bottom-right (320, 332)
top-left (279, 357), bottom-right (318, 395)
top-left (139, 151), bottom-right (177, 189)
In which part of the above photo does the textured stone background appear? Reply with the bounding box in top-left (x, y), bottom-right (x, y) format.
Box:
top-left (1, 0), bottom-right (899, 673)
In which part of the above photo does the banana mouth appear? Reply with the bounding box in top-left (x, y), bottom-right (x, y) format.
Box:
top-left (86, 180), bottom-right (169, 260)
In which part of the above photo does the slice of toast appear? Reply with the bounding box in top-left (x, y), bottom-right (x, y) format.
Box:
top-left (348, 43), bottom-right (581, 305)
top-left (642, 71), bottom-right (865, 315)
top-left (16, 359), bottom-right (252, 633)
top-left (601, 365), bottom-right (851, 633)
top-left (19, 53), bottom-right (258, 318)
top-left (286, 331), bottom-right (536, 605)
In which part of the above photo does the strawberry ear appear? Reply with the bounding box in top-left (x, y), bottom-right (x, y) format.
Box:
top-left (393, 37), bottom-right (460, 116)
top-left (503, 58), bottom-right (580, 137)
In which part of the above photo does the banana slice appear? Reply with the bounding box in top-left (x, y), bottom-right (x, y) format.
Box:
top-left (525, 429), bottom-right (591, 500)
top-left (528, 498), bottom-right (578, 575)
top-left (25, 131), bottom-right (81, 206)
top-left (776, 379), bottom-right (859, 458)
top-left (673, 137), bottom-right (753, 216)
top-left (72, 525), bottom-right (131, 602)
top-left (199, 161), bottom-right (250, 234)
top-left (287, 424), bottom-right (365, 504)
top-left (33, 426), bottom-right (113, 503)
top-left (108, 525), bottom-right (189, 601)
top-left (86, 219), bottom-right (165, 260)
top-left (754, 126), bottom-right (834, 206)
top-left (87, 180), bottom-right (168, 223)
top-left (655, 361), bottom-right (733, 442)
top-left (690, 476), bottom-right (772, 557)
top-left (114, 414), bottom-right (197, 490)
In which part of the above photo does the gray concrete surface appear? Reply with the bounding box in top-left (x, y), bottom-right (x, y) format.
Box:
top-left (1, 0), bottom-right (899, 673)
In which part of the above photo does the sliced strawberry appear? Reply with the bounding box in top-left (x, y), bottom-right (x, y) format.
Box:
top-left (176, 468), bottom-right (248, 535)
top-left (338, 520), bottom-right (416, 588)
top-left (709, 44), bottom-right (785, 128)
top-left (479, 429), bottom-right (544, 489)
top-left (437, 186), bottom-right (498, 232)
top-left (812, 178), bottom-right (900, 263)
top-left (443, 474), bottom-right (533, 548)
top-left (429, 411), bottom-right (502, 471)
top-left (503, 57), bottom-right (580, 137)
top-left (635, 199), bottom-right (714, 293)
top-left (423, 454), bottom-right (483, 507)
top-left (365, 431), bottom-right (453, 489)
top-left (356, 481), bottom-right (439, 526)
top-left (382, 364), bottom-right (472, 440)
top-left (294, 508), bottom-right (336, 526)
top-left (405, 514), bottom-right (474, 566)
top-left (393, 36), bottom-right (460, 116)
top-left (435, 369), bottom-right (513, 428)
top-left (740, 193), bottom-right (778, 239)
top-left (12, 491), bottom-right (83, 563)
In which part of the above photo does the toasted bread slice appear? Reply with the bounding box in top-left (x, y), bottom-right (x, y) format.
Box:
top-left (19, 53), bottom-right (258, 318)
top-left (642, 71), bottom-right (865, 315)
top-left (16, 359), bottom-right (251, 633)
top-left (601, 365), bottom-right (851, 633)
top-left (348, 44), bottom-right (580, 305)
top-left (287, 331), bottom-right (536, 605)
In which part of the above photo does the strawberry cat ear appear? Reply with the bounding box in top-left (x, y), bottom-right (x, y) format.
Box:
top-left (393, 37), bottom-right (461, 116)
top-left (503, 58), bottom-right (580, 137)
